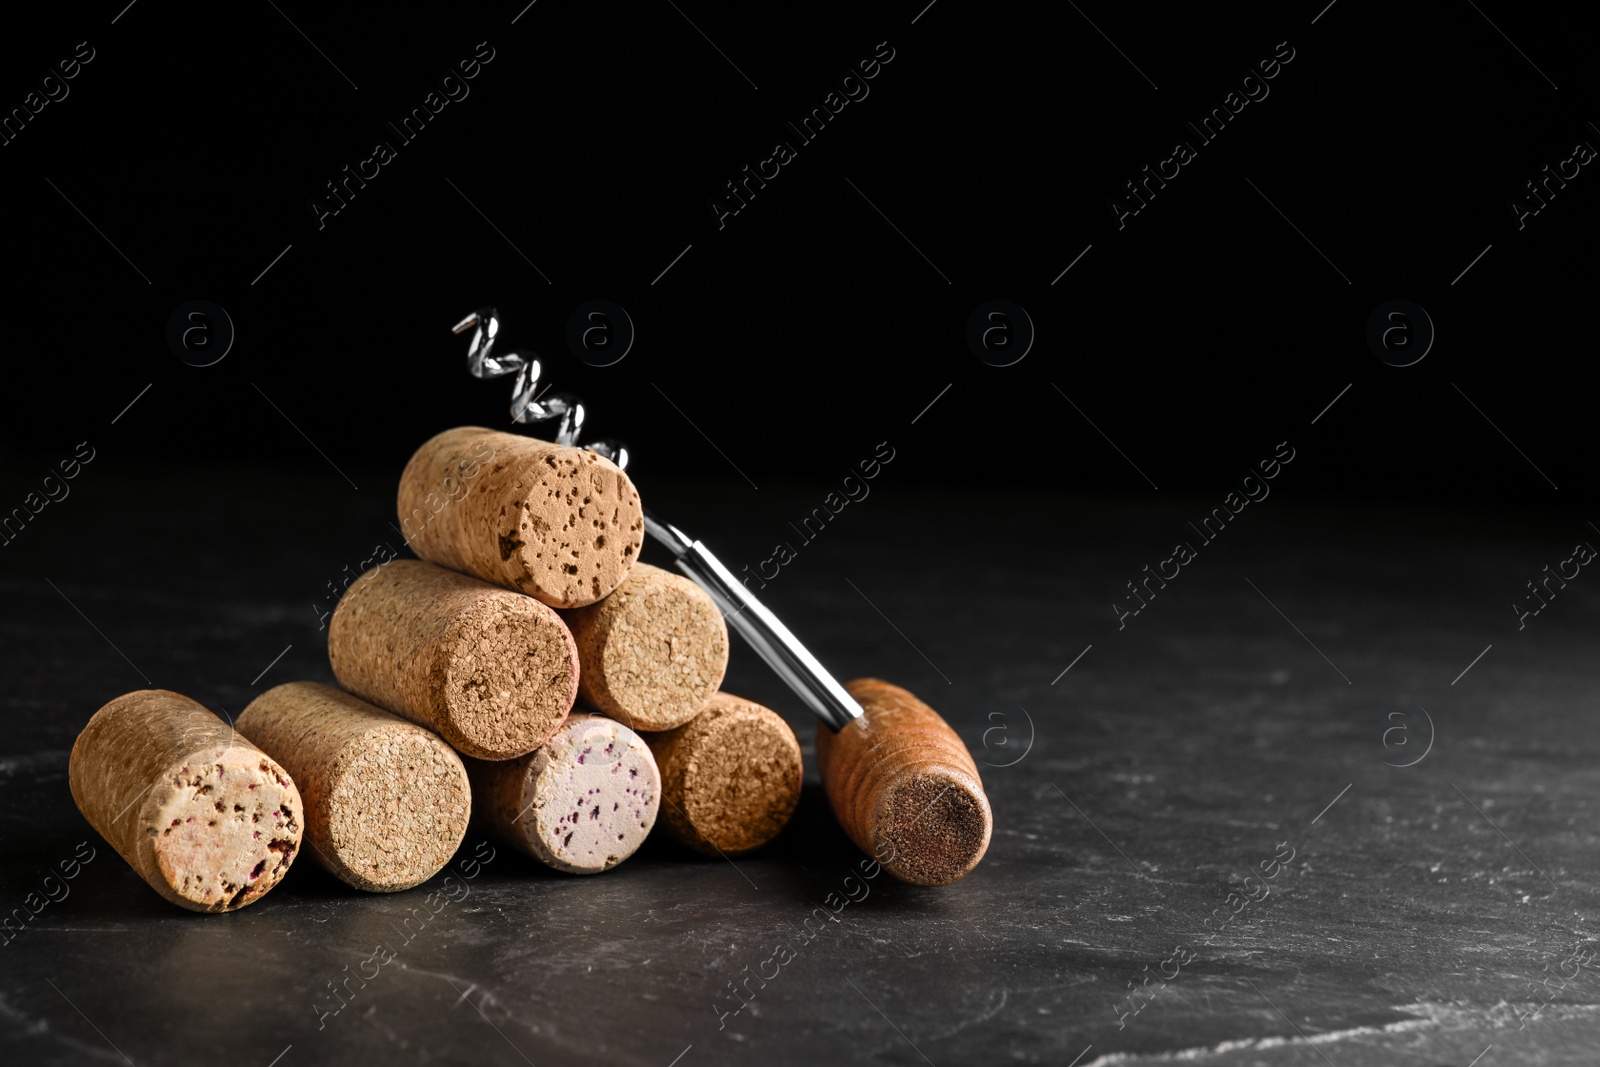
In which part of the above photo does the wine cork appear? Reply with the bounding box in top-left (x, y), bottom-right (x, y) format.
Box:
top-left (398, 426), bottom-right (644, 609)
top-left (463, 713), bottom-right (660, 874)
top-left (561, 562), bottom-right (729, 732)
top-left (646, 692), bottom-right (802, 856)
top-left (815, 678), bottom-right (991, 887)
top-left (68, 689), bottom-right (303, 913)
top-left (328, 559), bottom-right (579, 761)
top-left (236, 682), bottom-right (471, 893)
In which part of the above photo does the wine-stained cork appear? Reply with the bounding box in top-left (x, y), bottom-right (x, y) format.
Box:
top-left (68, 690), bottom-right (303, 913)
top-left (646, 693), bottom-right (802, 856)
top-left (464, 713), bottom-right (659, 874)
top-left (398, 426), bottom-right (644, 609)
top-left (236, 682), bottom-right (471, 893)
top-left (815, 678), bottom-right (991, 887)
top-left (328, 559), bottom-right (579, 761)
top-left (561, 562), bottom-right (729, 732)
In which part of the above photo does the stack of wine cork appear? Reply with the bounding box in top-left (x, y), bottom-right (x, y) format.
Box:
top-left (399, 427), bottom-right (803, 860)
top-left (318, 427), bottom-right (664, 878)
top-left (68, 427), bottom-right (802, 913)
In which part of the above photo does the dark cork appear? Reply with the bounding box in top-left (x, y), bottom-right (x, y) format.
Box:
top-left (645, 692), bottom-right (802, 856)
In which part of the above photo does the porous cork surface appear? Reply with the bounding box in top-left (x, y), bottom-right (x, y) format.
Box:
top-left (236, 682), bottom-right (471, 892)
top-left (398, 426), bottom-right (644, 609)
top-left (645, 692), bottom-right (802, 856)
top-left (814, 678), bottom-right (992, 886)
top-left (561, 562), bottom-right (729, 732)
top-left (68, 689), bottom-right (302, 913)
top-left (328, 559), bottom-right (579, 761)
top-left (464, 713), bottom-right (659, 875)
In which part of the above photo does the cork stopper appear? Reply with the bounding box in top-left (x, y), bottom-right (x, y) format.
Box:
top-left (328, 559), bottom-right (579, 761)
top-left (397, 426), bottom-right (644, 608)
top-left (815, 678), bottom-right (991, 886)
top-left (645, 692), bottom-right (802, 856)
top-left (236, 682), bottom-right (471, 892)
top-left (463, 713), bottom-right (660, 874)
top-left (68, 689), bottom-right (303, 912)
top-left (560, 562), bottom-right (729, 732)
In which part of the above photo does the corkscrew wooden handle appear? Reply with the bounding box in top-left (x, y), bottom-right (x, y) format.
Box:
top-left (815, 678), bottom-right (991, 886)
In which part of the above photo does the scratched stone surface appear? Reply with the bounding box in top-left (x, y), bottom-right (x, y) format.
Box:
top-left (1, 465), bottom-right (1596, 1066)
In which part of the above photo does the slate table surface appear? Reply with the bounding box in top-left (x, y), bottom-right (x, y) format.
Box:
top-left (2, 465), bottom-right (1596, 1066)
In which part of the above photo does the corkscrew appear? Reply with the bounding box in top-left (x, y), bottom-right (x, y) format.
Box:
top-left (452, 307), bottom-right (629, 470)
top-left (453, 306), bottom-right (990, 884)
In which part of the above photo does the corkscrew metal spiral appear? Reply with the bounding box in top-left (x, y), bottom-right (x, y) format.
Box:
top-left (452, 307), bottom-right (629, 470)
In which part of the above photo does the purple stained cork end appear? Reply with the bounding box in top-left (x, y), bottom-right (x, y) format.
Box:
top-left (463, 713), bottom-right (660, 875)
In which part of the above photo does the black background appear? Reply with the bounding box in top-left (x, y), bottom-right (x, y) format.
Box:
top-left (1, 1), bottom-right (1593, 508)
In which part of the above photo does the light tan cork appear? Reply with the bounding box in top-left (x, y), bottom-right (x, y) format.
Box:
top-left (68, 689), bottom-right (303, 913)
top-left (328, 559), bottom-right (579, 761)
top-left (463, 713), bottom-right (660, 874)
top-left (236, 682), bottom-right (471, 893)
top-left (397, 426), bottom-right (644, 609)
top-left (560, 562), bottom-right (729, 732)
top-left (645, 692), bottom-right (802, 856)
top-left (815, 678), bottom-right (991, 886)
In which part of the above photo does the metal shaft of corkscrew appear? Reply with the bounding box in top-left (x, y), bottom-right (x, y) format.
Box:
top-left (643, 510), bottom-right (863, 732)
